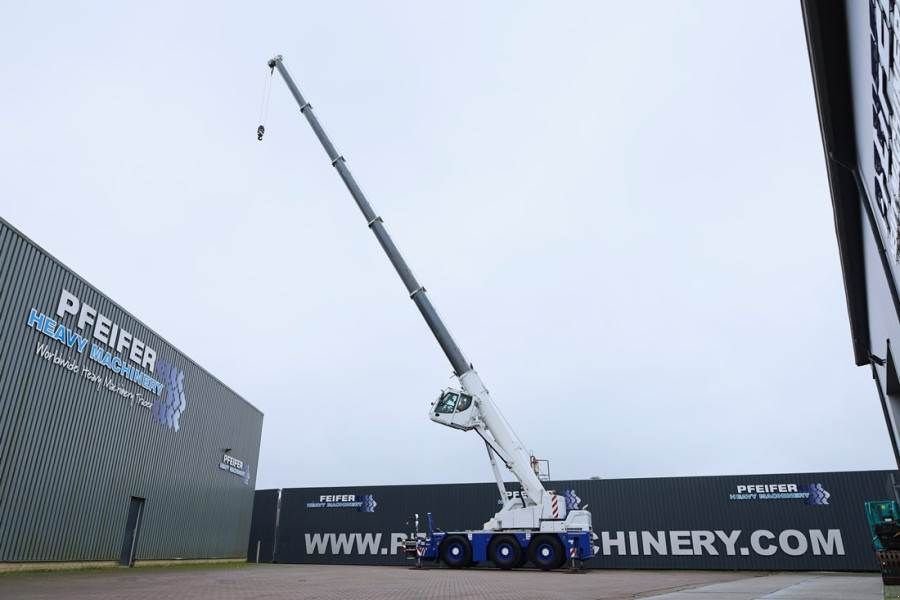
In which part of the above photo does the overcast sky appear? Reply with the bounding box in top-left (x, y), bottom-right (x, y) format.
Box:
top-left (1, 1), bottom-right (892, 490)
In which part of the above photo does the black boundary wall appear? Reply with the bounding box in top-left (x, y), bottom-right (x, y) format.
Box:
top-left (251, 470), bottom-right (895, 571)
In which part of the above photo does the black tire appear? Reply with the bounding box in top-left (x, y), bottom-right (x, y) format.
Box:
top-left (488, 534), bottom-right (522, 570)
top-left (528, 534), bottom-right (565, 571)
top-left (439, 535), bottom-right (472, 569)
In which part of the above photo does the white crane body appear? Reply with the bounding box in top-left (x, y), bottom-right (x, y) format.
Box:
top-left (266, 55), bottom-right (597, 570)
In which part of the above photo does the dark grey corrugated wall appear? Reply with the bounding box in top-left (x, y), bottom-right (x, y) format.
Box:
top-left (260, 470), bottom-right (895, 571)
top-left (0, 217), bottom-right (263, 562)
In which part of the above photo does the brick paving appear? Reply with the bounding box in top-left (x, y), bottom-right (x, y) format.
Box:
top-left (650, 572), bottom-right (882, 599)
top-left (0, 564), bottom-right (770, 600)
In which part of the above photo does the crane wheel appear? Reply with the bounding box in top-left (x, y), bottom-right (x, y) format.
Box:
top-left (488, 534), bottom-right (522, 570)
top-left (528, 534), bottom-right (565, 571)
top-left (439, 535), bottom-right (472, 568)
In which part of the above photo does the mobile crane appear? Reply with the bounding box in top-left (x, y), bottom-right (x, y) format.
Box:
top-left (265, 55), bottom-right (598, 570)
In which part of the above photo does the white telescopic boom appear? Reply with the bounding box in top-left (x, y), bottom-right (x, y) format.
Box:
top-left (268, 55), bottom-right (548, 507)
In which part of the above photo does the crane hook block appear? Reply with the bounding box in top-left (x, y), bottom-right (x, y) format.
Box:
top-left (257, 125), bottom-right (265, 141)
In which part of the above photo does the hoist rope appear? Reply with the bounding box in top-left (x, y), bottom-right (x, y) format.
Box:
top-left (257, 65), bottom-right (274, 140)
top-left (259, 65), bottom-right (273, 126)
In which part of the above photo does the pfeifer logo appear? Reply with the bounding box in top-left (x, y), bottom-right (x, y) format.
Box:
top-left (306, 494), bottom-right (378, 512)
top-left (563, 489), bottom-right (582, 510)
top-left (804, 483), bottom-right (831, 506)
top-left (729, 482), bottom-right (830, 505)
top-left (153, 359), bottom-right (186, 432)
top-left (359, 494), bottom-right (377, 513)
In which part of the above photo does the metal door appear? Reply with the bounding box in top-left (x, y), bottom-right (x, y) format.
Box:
top-left (119, 497), bottom-right (145, 566)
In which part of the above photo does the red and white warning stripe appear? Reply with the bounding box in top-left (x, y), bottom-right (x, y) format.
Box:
top-left (551, 494), bottom-right (560, 518)
top-left (569, 545), bottom-right (578, 558)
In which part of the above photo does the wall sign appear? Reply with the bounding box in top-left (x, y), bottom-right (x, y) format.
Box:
top-left (220, 453), bottom-right (251, 485)
top-left (23, 288), bottom-right (187, 431)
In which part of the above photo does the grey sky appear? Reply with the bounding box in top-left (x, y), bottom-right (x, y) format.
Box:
top-left (1, 1), bottom-right (891, 490)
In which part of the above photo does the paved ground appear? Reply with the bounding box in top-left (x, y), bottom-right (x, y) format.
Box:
top-left (651, 572), bottom-right (883, 599)
top-left (0, 564), bottom-right (885, 600)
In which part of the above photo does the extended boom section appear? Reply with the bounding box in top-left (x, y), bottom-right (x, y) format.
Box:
top-left (268, 56), bottom-right (467, 377)
top-left (268, 55), bottom-right (597, 569)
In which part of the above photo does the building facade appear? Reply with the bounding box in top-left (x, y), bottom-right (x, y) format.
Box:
top-left (804, 0), bottom-right (900, 469)
top-left (0, 217), bottom-right (263, 564)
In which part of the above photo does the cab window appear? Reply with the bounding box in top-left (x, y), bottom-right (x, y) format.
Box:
top-left (435, 392), bottom-right (459, 414)
top-left (456, 394), bottom-right (472, 412)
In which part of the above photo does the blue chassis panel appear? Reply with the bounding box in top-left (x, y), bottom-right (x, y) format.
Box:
top-left (419, 530), bottom-right (593, 564)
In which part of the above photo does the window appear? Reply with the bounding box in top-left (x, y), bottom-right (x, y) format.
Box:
top-left (456, 394), bottom-right (472, 412)
top-left (435, 392), bottom-right (459, 414)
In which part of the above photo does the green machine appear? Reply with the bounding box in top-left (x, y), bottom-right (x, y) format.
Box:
top-left (867, 500), bottom-right (900, 551)
top-left (867, 499), bottom-right (900, 586)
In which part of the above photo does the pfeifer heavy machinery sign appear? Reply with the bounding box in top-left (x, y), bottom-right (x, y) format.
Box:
top-left (249, 470), bottom-right (895, 571)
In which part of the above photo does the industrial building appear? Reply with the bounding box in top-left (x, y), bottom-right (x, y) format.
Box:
top-left (804, 0), bottom-right (900, 470)
top-left (0, 216), bottom-right (263, 566)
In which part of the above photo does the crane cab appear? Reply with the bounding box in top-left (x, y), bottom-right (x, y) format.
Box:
top-left (430, 389), bottom-right (478, 431)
